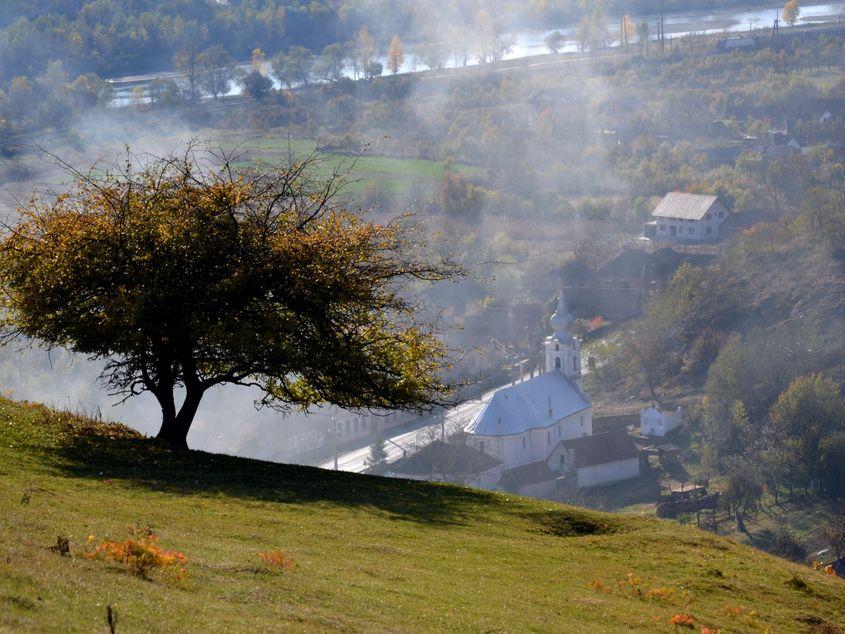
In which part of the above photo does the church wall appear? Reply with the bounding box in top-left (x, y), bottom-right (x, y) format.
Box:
top-left (469, 409), bottom-right (591, 471)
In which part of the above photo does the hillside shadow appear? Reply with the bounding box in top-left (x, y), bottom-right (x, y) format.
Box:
top-left (44, 431), bottom-right (500, 527)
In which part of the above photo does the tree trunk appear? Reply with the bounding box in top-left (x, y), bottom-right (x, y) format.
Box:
top-left (155, 387), bottom-right (205, 450)
top-left (736, 508), bottom-right (747, 534)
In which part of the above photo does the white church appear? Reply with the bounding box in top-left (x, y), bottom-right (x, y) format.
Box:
top-left (464, 293), bottom-right (641, 494)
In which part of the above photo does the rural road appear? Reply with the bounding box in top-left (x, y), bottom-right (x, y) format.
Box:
top-left (317, 372), bottom-right (536, 473)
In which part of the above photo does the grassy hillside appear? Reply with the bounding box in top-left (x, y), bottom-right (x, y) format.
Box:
top-left (0, 399), bottom-right (843, 632)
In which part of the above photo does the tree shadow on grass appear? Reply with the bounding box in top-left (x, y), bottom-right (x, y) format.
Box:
top-left (42, 424), bottom-right (502, 527)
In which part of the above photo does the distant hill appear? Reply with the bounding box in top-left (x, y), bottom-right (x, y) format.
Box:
top-left (0, 398), bottom-right (843, 632)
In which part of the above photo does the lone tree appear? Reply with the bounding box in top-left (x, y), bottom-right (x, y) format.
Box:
top-left (387, 35), bottom-right (405, 75)
top-left (783, 0), bottom-right (800, 26)
top-left (0, 147), bottom-right (463, 449)
top-left (544, 31), bottom-right (566, 55)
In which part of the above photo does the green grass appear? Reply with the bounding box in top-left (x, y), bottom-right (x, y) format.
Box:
top-left (208, 131), bottom-right (480, 196)
top-left (1, 399), bottom-right (844, 632)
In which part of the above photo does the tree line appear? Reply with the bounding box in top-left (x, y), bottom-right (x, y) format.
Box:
top-left (0, 0), bottom-right (776, 87)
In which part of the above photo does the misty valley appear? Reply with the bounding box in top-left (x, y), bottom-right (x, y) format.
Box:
top-left (1, 0), bottom-right (845, 632)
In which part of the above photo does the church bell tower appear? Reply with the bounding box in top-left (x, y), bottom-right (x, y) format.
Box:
top-left (544, 291), bottom-right (582, 390)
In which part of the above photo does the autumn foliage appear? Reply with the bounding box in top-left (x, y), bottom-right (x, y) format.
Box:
top-left (85, 527), bottom-right (187, 579)
top-left (669, 613), bottom-right (695, 628)
top-left (0, 147), bottom-right (463, 448)
top-left (258, 549), bottom-right (297, 572)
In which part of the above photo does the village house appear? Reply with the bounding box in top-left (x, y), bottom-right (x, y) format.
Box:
top-left (558, 430), bottom-right (642, 488)
top-left (388, 441), bottom-right (503, 490)
top-left (640, 406), bottom-right (683, 437)
top-left (557, 247), bottom-right (715, 322)
top-left (644, 192), bottom-right (731, 243)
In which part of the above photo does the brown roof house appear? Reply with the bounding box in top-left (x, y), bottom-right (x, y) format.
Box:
top-left (387, 441), bottom-right (503, 490)
top-left (554, 430), bottom-right (641, 488)
top-left (499, 460), bottom-right (560, 498)
top-left (644, 193), bottom-right (731, 243)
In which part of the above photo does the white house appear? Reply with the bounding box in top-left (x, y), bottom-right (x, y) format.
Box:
top-left (644, 192), bottom-right (730, 243)
top-left (465, 293), bottom-right (641, 491)
top-left (640, 406), bottom-right (683, 437)
top-left (558, 430), bottom-right (641, 488)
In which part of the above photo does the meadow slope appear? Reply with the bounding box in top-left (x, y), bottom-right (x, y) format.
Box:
top-left (0, 398), bottom-right (843, 632)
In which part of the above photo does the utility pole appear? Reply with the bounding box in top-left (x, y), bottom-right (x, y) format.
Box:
top-left (331, 410), bottom-right (338, 470)
top-left (661, 0), bottom-right (665, 52)
top-left (656, 2), bottom-right (665, 53)
top-left (287, 130), bottom-right (293, 168)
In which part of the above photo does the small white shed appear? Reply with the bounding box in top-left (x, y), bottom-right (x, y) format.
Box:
top-left (640, 407), bottom-right (683, 437)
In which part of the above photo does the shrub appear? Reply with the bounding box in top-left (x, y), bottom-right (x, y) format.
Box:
top-left (645, 587), bottom-right (675, 602)
top-left (85, 527), bottom-right (187, 579)
top-left (257, 549), bottom-right (296, 572)
top-left (588, 316), bottom-right (606, 332)
top-left (669, 613), bottom-right (695, 629)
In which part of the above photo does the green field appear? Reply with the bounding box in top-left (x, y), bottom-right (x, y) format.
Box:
top-left (209, 132), bottom-right (480, 196)
top-left (1, 398), bottom-right (843, 632)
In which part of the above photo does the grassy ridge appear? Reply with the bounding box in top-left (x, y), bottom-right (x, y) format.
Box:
top-left (0, 398), bottom-right (843, 632)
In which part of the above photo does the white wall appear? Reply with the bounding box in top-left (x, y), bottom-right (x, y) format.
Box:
top-left (576, 458), bottom-right (640, 488)
top-left (641, 408), bottom-right (682, 437)
top-left (654, 204), bottom-right (729, 243)
top-left (469, 410), bottom-right (592, 470)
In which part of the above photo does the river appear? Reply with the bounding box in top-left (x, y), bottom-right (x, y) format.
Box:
top-left (108, 1), bottom-right (845, 107)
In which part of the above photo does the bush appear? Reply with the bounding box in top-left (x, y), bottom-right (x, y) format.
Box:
top-left (257, 549), bottom-right (296, 572)
top-left (85, 527), bottom-right (187, 579)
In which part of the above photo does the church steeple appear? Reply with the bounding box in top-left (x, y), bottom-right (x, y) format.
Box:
top-left (549, 290), bottom-right (574, 336)
top-left (544, 289), bottom-right (582, 389)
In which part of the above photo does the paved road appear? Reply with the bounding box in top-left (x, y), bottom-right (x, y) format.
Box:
top-left (317, 374), bottom-right (534, 473)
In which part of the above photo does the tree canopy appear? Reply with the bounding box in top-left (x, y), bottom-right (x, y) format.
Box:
top-left (0, 147), bottom-right (463, 449)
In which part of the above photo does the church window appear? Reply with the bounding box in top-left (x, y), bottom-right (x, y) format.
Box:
top-left (522, 437), bottom-right (527, 449)
top-left (572, 357), bottom-right (577, 372)
top-left (558, 425), bottom-right (561, 437)
top-left (555, 343), bottom-right (559, 351)
top-left (555, 357), bottom-right (561, 370)
top-left (547, 431), bottom-right (551, 444)
top-left (480, 441), bottom-right (485, 453)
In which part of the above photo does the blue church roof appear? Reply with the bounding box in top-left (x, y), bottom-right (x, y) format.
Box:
top-left (465, 372), bottom-right (591, 437)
